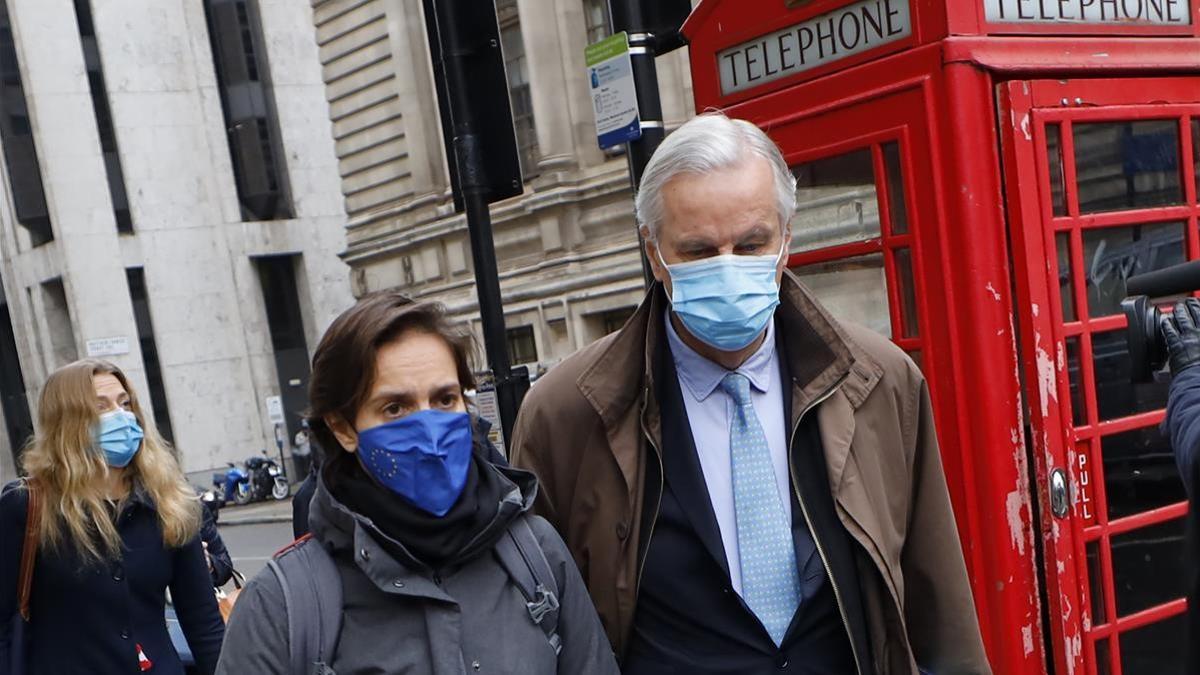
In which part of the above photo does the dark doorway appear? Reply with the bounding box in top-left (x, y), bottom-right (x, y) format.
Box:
top-left (254, 255), bottom-right (310, 462)
top-left (0, 274), bottom-right (33, 469)
top-left (125, 268), bottom-right (173, 443)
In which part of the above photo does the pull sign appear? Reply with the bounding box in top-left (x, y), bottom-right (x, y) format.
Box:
top-left (1050, 468), bottom-right (1069, 519)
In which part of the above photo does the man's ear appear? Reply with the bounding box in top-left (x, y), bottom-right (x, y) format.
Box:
top-left (642, 227), bottom-right (669, 286)
top-left (325, 415), bottom-right (359, 453)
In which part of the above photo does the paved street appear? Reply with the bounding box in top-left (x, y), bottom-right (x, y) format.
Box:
top-left (215, 501), bottom-right (296, 586)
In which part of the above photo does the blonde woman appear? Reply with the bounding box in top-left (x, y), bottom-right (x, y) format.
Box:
top-left (1, 359), bottom-right (224, 674)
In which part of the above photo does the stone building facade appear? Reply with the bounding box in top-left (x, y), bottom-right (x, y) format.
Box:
top-left (308, 0), bottom-right (694, 381)
top-left (0, 0), bottom-right (354, 480)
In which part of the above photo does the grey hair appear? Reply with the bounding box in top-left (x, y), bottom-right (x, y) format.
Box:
top-left (635, 112), bottom-right (797, 239)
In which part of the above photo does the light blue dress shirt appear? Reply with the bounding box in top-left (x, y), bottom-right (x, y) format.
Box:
top-left (664, 311), bottom-right (792, 596)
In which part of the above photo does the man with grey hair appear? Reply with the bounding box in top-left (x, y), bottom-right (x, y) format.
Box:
top-left (511, 112), bottom-right (989, 674)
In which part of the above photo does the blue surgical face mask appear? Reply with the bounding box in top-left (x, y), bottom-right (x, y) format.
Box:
top-left (355, 410), bottom-right (474, 517)
top-left (96, 409), bottom-right (144, 468)
top-left (659, 241), bottom-right (785, 351)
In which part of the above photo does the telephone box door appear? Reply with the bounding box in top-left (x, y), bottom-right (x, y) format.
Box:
top-left (1000, 77), bottom-right (1200, 675)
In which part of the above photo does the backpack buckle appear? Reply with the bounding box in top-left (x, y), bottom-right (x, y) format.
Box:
top-left (526, 584), bottom-right (560, 625)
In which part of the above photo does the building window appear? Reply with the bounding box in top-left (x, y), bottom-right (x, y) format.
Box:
top-left (583, 0), bottom-right (610, 44)
top-left (497, 0), bottom-right (538, 180)
top-left (73, 0), bottom-right (131, 233)
top-left (0, 1), bottom-right (51, 246)
top-left (506, 325), bottom-right (538, 365)
top-left (254, 255), bottom-right (311, 447)
top-left (600, 307), bottom-right (634, 335)
top-left (203, 0), bottom-right (293, 221)
top-left (40, 278), bottom-right (77, 367)
top-left (126, 268), bottom-right (174, 443)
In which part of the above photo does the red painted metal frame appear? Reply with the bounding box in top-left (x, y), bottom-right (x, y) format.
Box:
top-left (942, 36), bottom-right (1200, 72)
top-left (1001, 77), bottom-right (1200, 675)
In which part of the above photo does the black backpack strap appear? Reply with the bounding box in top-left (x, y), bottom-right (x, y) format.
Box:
top-left (494, 516), bottom-right (562, 655)
top-left (267, 536), bottom-right (343, 675)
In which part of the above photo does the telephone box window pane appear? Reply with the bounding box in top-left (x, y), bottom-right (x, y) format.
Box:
top-left (1192, 119), bottom-right (1199, 201)
top-left (1074, 120), bottom-right (1182, 214)
top-left (791, 149), bottom-right (879, 253)
top-left (1118, 612), bottom-right (1186, 675)
top-left (1111, 517), bottom-right (1185, 618)
top-left (905, 350), bottom-right (922, 373)
top-left (1082, 221), bottom-right (1185, 318)
top-left (894, 247), bottom-right (919, 338)
top-left (1046, 124), bottom-right (1067, 217)
top-left (1094, 637), bottom-right (1112, 675)
top-left (1086, 540), bottom-right (1107, 625)
top-left (1056, 232), bottom-right (1077, 322)
top-left (882, 142), bottom-right (909, 235)
top-left (1065, 336), bottom-right (1085, 426)
top-left (1101, 427), bottom-right (1185, 520)
top-left (1092, 330), bottom-right (1169, 421)
top-left (792, 253), bottom-right (890, 337)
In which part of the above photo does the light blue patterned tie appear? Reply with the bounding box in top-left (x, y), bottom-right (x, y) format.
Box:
top-left (721, 371), bottom-right (801, 646)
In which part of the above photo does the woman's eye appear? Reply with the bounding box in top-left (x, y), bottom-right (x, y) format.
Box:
top-left (439, 395), bottom-right (458, 408)
top-left (383, 403), bottom-right (403, 417)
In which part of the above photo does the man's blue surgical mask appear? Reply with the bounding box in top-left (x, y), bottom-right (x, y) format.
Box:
top-left (356, 410), bottom-right (474, 517)
top-left (659, 241), bottom-right (785, 351)
top-left (96, 409), bottom-right (144, 468)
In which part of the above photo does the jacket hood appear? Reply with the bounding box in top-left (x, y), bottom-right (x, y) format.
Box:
top-left (309, 455), bottom-right (539, 572)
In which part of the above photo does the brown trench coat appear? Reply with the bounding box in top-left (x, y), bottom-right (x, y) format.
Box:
top-left (510, 272), bottom-right (991, 674)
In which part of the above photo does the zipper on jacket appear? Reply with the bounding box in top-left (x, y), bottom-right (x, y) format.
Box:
top-left (634, 386), bottom-right (665, 603)
top-left (787, 373), bottom-right (866, 675)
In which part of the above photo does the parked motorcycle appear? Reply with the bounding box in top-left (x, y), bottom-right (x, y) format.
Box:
top-left (211, 454), bottom-right (289, 506)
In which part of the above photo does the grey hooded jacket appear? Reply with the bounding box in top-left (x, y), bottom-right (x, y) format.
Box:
top-left (215, 462), bottom-right (619, 675)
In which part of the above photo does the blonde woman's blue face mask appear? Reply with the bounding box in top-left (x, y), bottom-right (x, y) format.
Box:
top-left (95, 409), bottom-right (144, 468)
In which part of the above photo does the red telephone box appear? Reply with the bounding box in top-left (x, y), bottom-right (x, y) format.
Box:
top-left (682, 2), bottom-right (1200, 673)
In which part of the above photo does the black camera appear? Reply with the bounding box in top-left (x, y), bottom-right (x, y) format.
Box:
top-left (1121, 259), bottom-right (1200, 382)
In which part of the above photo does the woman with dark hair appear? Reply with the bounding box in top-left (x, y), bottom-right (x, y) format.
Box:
top-left (217, 292), bottom-right (617, 674)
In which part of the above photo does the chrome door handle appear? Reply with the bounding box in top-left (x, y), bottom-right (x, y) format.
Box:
top-left (1050, 468), bottom-right (1069, 519)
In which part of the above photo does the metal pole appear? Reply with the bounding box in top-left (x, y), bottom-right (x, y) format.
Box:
top-left (433, 0), bottom-right (527, 447)
top-left (457, 135), bottom-right (524, 447)
top-left (611, 0), bottom-right (667, 287)
top-left (273, 423), bottom-right (288, 480)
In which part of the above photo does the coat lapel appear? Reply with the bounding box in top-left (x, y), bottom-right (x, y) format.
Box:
top-left (654, 333), bottom-right (731, 578)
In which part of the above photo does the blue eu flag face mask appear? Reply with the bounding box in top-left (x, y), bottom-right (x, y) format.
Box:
top-left (355, 409), bottom-right (474, 517)
top-left (659, 240), bottom-right (786, 351)
top-left (96, 409), bottom-right (144, 468)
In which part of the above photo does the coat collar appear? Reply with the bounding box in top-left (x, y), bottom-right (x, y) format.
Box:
top-left (308, 458), bottom-right (537, 585)
top-left (574, 270), bottom-right (884, 492)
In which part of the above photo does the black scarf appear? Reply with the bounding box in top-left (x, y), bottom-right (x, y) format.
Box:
top-left (324, 447), bottom-right (504, 569)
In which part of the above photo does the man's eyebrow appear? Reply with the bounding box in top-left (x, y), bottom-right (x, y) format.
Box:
top-left (736, 224), bottom-right (775, 242)
top-left (676, 237), bottom-right (718, 251)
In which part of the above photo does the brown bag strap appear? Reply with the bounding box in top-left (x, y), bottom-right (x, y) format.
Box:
top-left (18, 478), bottom-right (41, 622)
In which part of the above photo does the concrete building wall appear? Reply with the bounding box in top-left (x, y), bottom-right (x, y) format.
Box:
top-left (0, 0), bottom-right (353, 475)
top-left (309, 0), bottom-right (695, 376)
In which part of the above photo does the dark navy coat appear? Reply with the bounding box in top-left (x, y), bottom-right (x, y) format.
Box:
top-left (0, 481), bottom-right (225, 674)
top-left (1166, 366), bottom-right (1200, 672)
